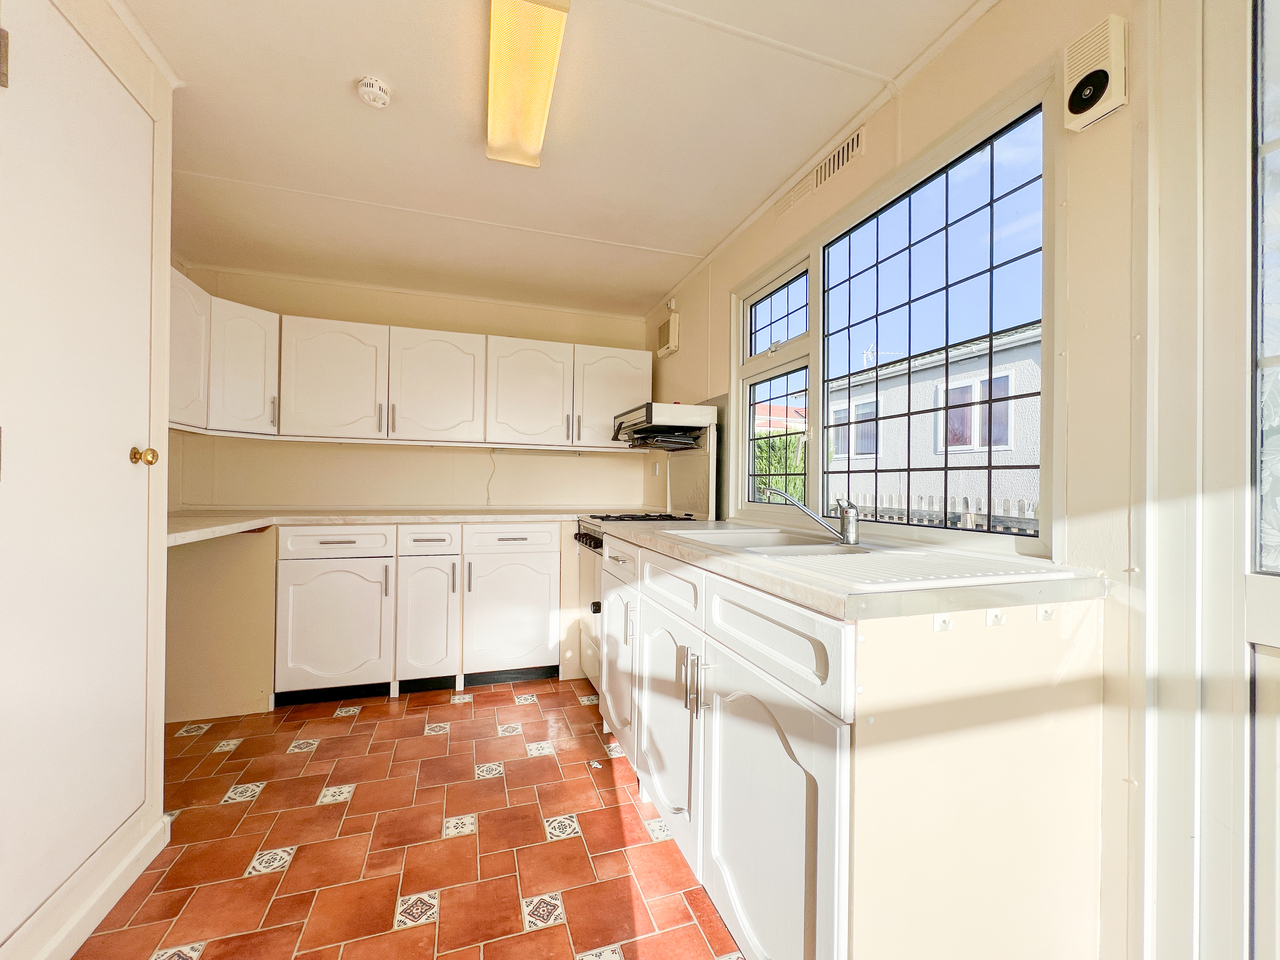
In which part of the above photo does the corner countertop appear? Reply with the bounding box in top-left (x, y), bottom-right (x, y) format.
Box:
top-left (599, 520), bottom-right (1109, 621)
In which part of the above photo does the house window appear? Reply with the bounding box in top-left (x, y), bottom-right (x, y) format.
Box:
top-left (747, 367), bottom-right (808, 503)
top-left (822, 107), bottom-right (1043, 534)
top-left (748, 272), bottom-right (809, 357)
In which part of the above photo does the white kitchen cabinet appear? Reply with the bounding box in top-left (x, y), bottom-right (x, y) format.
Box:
top-left (389, 327), bottom-right (486, 442)
top-left (462, 551), bottom-right (561, 674)
top-left (601, 569), bottom-right (640, 763)
top-left (573, 344), bottom-right (652, 447)
top-left (170, 268), bottom-right (210, 428)
top-left (208, 297), bottom-right (280, 435)
top-left (276, 557), bottom-right (395, 691)
top-left (396, 555), bottom-right (461, 682)
top-left (280, 315), bottom-right (389, 439)
top-left (699, 638), bottom-right (849, 960)
top-left (636, 598), bottom-right (703, 870)
top-left (486, 336), bottom-right (575, 445)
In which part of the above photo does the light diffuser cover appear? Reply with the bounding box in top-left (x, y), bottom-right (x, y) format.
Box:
top-left (487, 0), bottom-right (570, 167)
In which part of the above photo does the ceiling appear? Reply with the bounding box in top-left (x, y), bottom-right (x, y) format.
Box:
top-left (127, 0), bottom-right (984, 317)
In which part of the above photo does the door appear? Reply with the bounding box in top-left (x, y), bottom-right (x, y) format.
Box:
top-left (601, 571), bottom-right (639, 762)
top-left (397, 555), bottom-right (461, 682)
top-left (276, 558), bottom-right (395, 691)
top-left (0, 0), bottom-right (158, 941)
top-left (486, 335), bottom-right (574, 445)
top-left (636, 598), bottom-right (702, 869)
top-left (463, 552), bottom-right (561, 674)
top-left (699, 638), bottom-right (848, 960)
top-left (389, 326), bottom-right (486, 441)
top-left (573, 344), bottom-right (652, 447)
top-left (208, 297), bottom-right (279, 434)
top-left (170, 267), bottom-right (210, 428)
top-left (280, 315), bottom-right (389, 439)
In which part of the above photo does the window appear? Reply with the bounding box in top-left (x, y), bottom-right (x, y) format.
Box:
top-left (748, 368), bottom-right (808, 502)
top-left (748, 273), bottom-right (809, 357)
top-left (1259, 2), bottom-right (1280, 572)
top-left (821, 107), bottom-right (1043, 535)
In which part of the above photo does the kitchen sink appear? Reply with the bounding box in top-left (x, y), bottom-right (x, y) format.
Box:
top-left (746, 543), bottom-right (870, 556)
top-left (667, 528), bottom-right (832, 548)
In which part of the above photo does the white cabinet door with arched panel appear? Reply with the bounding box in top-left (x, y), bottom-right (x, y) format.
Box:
top-left (462, 552), bottom-right (560, 674)
top-left (601, 570), bottom-right (640, 765)
top-left (280, 316), bottom-right (389, 439)
top-left (170, 268), bottom-right (210, 427)
top-left (397, 555), bottom-right (461, 682)
top-left (389, 327), bottom-right (486, 442)
top-left (275, 558), bottom-right (395, 691)
top-left (208, 297), bottom-right (279, 434)
top-left (486, 336), bottom-right (574, 445)
top-left (573, 344), bottom-right (651, 447)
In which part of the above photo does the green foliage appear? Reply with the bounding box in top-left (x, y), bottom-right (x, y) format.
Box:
top-left (751, 430), bottom-right (805, 502)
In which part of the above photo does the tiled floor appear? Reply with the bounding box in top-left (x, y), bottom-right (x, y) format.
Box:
top-left (75, 677), bottom-right (743, 960)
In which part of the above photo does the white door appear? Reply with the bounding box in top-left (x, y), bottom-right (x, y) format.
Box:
top-left (169, 267), bottom-right (210, 428)
top-left (699, 638), bottom-right (848, 960)
top-left (486, 336), bottom-right (574, 445)
top-left (208, 297), bottom-right (279, 434)
top-left (280, 316), bottom-right (389, 439)
top-left (0, 0), bottom-right (157, 942)
top-left (397, 555), bottom-right (461, 682)
top-left (463, 552), bottom-right (561, 674)
top-left (573, 344), bottom-right (652, 447)
top-left (601, 571), bottom-right (640, 763)
top-left (636, 598), bottom-right (702, 869)
top-left (389, 327), bottom-right (486, 441)
top-left (276, 558), bottom-right (395, 691)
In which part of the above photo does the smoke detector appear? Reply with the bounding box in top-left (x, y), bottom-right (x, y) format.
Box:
top-left (357, 76), bottom-right (391, 108)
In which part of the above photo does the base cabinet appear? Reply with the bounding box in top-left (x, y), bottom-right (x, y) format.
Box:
top-left (462, 552), bottom-right (561, 674)
top-left (601, 570), bottom-right (640, 763)
top-left (396, 555), bottom-right (461, 682)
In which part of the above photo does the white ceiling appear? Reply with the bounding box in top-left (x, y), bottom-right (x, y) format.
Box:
top-left (127, 0), bottom-right (982, 316)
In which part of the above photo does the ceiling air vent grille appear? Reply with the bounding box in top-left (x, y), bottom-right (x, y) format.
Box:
top-left (775, 126), bottom-right (865, 219)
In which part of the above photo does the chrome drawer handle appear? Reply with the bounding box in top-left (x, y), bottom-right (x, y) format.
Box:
top-left (318, 539), bottom-right (357, 545)
top-left (412, 537), bottom-right (447, 543)
top-left (497, 537), bottom-right (528, 542)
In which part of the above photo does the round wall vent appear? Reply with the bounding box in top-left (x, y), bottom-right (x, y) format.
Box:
top-left (357, 76), bottom-right (391, 108)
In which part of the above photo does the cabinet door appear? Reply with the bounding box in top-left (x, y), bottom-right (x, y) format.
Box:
top-left (486, 336), bottom-right (574, 445)
top-left (463, 552), bottom-right (560, 674)
top-left (397, 555), bottom-right (461, 682)
top-left (636, 598), bottom-right (702, 870)
top-left (169, 268), bottom-right (210, 427)
top-left (573, 344), bottom-right (651, 447)
top-left (388, 327), bottom-right (486, 441)
top-left (699, 638), bottom-right (848, 960)
top-left (280, 316), bottom-right (389, 439)
top-left (208, 297), bottom-right (280, 434)
top-left (276, 558), bottom-right (395, 691)
top-left (601, 572), bottom-right (639, 763)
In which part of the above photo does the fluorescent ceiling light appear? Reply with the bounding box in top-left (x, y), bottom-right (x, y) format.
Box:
top-left (487, 0), bottom-right (570, 167)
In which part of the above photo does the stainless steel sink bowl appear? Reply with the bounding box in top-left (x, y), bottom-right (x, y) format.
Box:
top-left (668, 528), bottom-right (832, 548)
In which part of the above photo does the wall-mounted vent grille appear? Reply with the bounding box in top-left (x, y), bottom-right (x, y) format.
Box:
top-left (775, 126), bottom-right (865, 219)
top-left (1066, 23), bottom-right (1110, 77)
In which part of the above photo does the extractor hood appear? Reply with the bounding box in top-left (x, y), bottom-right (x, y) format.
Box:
top-left (611, 402), bottom-right (717, 451)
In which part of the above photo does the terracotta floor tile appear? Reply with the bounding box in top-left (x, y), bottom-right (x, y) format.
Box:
top-left (589, 756), bottom-right (639, 791)
top-left (684, 888), bottom-right (738, 956)
top-left (520, 716), bottom-right (575, 742)
top-left (311, 733), bottom-right (373, 762)
top-left (327, 752), bottom-right (391, 786)
top-left (480, 849), bottom-right (516, 878)
top-left (402, 833), bottom-right (479, 891)
top-left (558, 761), bottom-right (589, 781)
top-left (200, 921), bottom-right (303, 960)
top-left (277, 834), bottom-right (370, 895)
top-left (163, 773), bottom-right (242, 812)
top-left (511, 679), bottom-right (555, 694)
top-left (415, 784), bottom-right (447, 806)
top-left (444, 778), bottom-right (508, 817)
top-left (597, 787), bottom-right (629, 807)
top-left (577, 804), bottom-right (651, 854)
top-left (448, 717), bottom-right (499, 741)
top-left (591, 850), bottom-right (632, 880)
top-left (263, 890), bottom-right (314, 927)
top-left (339, 924), bottom-right (438, 960)
top-left (288, 703), bottom-right (346, 722)
top-left (636, 800), bottom-right (660, 821)
top-left (563, 704), bottom-right (604, 726)
top-left (370, 802), bottom-right (445, 850)
top-left (167, 805), bottom-right (245, 847)
top-left (502, 756), bottom-right (562, 790)
top-left (647, 893), bottom-right (694, 930)
top-left (561, 877), bottom-right (655, 952)
top-left (147, 846), bottom-right (181, 871)
top-left (363, 845), bottom-right (405, 878)
top-left (296, 874), bottom-right (400, 950)
top-left (448, 739), bottom-right (475, 756)
top-left (347, 775), bottom-right (416, 816)
top-left (235, 753), bottom-right (310, 783)
top-left (435, 875), bottom-right (523, 952)
top-left (70, 920), bottom-right (169, 960)
top-left (437, 948), bottom-right (480, 960)
top-left (161, 874), bottom-right (281, 946)
top-left (372, 715), bottom-right (427, 741)
top-left (303, 759), bottom-right (337, 777)
top-left (477, 803), bottom-right (546, 854)
top-left (93, 870), bottom-right (159, 931)
top-left (533, 690), bottom-right (582, 709)
top-left (506, 786), bottom-right (538, 805)
top-left (298, 717), bottom-right (355, 740)
top-left (296, 947), bottom-right (341, 960)
top-left (427, 703), bottom-right (473, 723)
top-left (515, 836), bottom-right (597, 896)
top-left (244, 775), bottom-right (328, 815)
top-left (626, 840), bottom-right (698, 899)
top-left (226, 733), bottom-right (297, 763)
top-left (418, 753), bottom-right (478, 787)
top-left (474, 735), bottom-right (529, 765)
top-left (393, 733), bottom-right (449, 763)
top-left (537, 778), bottom-right (604, 817)
top-left (472, 689), bottom-right (516, 708)
top-left (227, 715), bottom-right (285, 739)
top-left (340, 813), bottom-right (376, 835)
top-left (389, 760), bottom-right (417, 779)
top-left (262, 802), bottom-right (345, 848)
top-left (406, 689), bottom-right (453, 709)
top-left (192, 752), bottom-right (233, 780)
top-left (483, 924), bottom-right (575, 960)
top-left (552, 735), bottom-right (608, 764)
top-left (619, 923), bottom-right (714, 960)
top-left (156, 833), bottom-right (267, 891)
top-left (495, 704), bottom-right (543, 725)
top-left (131, 887), bottom-right (193, 926)
top-left (351, 701), bottom-right (407, 723)
top-left (165, 755), bottom-right (202, 782)
top-left (368, 739), bottom-right (396, 755)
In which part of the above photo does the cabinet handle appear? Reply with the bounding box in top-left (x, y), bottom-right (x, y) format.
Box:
top-left (690, 653), bottom-right (703, 720)
top-left (391, 403), bottom-right (397, 433)
top-left (451, 562), bottom-right (457, 593)
top-left (681, 647), bottom-right (691, 709)
top-left (412, 537), bottom-right (447, 543)
top-left (576, 415), bottom-right (582, 440)
top-left (377, 403), bottom-right (384, 433)
top-left (318, 539), bottom-right (357, 545)
top-left (565, 414), bottom-right (571, 440)
top-left (497, 536), bottom-right (528, 542)
top-left (270, 396), bottom-right (277, 428)
top-left (383, 564), bottom-right (390, 597)
top-left (467, 562), bottom-right (473, 592)
top-left (611, 555), bottom-right (630, 565)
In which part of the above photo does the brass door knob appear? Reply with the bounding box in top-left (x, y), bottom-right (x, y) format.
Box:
top-left (130, 446), bottom-right (159, 466)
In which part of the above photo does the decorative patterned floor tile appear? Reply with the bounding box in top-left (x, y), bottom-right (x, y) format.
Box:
top-left (149, 943), bottom-right (206, 960)
top-left (498, 723), bottom-right (522, 736)
top-left (287, 739), bottom-right (319, 753)
top-left (644, 818), bottom-right (672, 842)
top-left (174, 723), bottom-right (211, 738)
top-left (394, 890), bottom-right (439, 928)
top-left (451, 694), bottom-right (473, 703)
top-left (605, 743), bottom-right (625, 758)
top-left (334, 706), bottom-right (361, 717)
top-left (221, 782), bottom-right (264, 804)
top-left (245, 846), bottom-right (296, 876)
top-left (317, 784), bottom-right (355, 805)
top-left (578, 695), bottom-right (600, 705)
top-left (544, 814), bottom-right (581, 840)
top-left (526, 741), bottom-right (556, 757)
top-left (514, 694), bottom-right (538, 704)
top-left (211, 739), bottom-right (242, 753)
top-left (425, 723), bottom-right (450, 735)
top-left (476, 762), bottom-right (504, 779)
top-left (442, 814), bottom-right (477, 838)
top-left (576, 949), bottom-right (624, 960)
top-left (522, 891), bottom-right (565, 930)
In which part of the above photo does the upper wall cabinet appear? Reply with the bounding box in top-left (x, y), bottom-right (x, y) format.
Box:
top-left (280, 316), bottom-right (389, 440)
top-left (573, 344), bottom-right (652, 447)
top-left (486, 336), bottom-right (575, 445)
top-left (389, 327), bottom-right (486, 442)
top-left (170, 269), bottom-right (211, 428)
top-left (208, 298), bottom-right (280, 435)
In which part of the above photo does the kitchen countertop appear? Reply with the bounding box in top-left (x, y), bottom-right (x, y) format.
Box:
top-left (600, 520), bottom-right (1109, 621)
